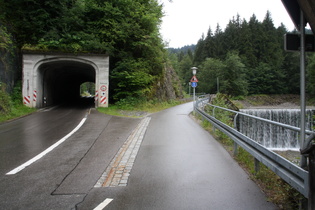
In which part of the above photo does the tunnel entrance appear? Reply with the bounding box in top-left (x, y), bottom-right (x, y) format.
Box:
top-left (22, 53), bottom-right (109, 108)
top-left (40, 60), bottom-right (96, 107)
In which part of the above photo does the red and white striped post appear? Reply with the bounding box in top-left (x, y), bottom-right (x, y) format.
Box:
top-left (98, 85), bottom-right (108, 107)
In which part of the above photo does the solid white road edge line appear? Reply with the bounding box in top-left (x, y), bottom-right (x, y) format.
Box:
top-left (93, 198), bottom-right (114, 210)
top-left (6, 117), bottom-right (87, 175)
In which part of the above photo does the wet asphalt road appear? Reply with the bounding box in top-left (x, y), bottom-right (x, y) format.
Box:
top-left (0, 102), bottom-right (277, 209)
top-left (0, 106), bottom-right (87, 174)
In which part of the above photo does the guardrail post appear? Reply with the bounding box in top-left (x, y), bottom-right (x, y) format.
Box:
top-left (233, 113), bottom-right (239, 156)
top-left (233, 143), bottom-right (238, 156)
top-left (212, 107), bottom-right (216, 133)
top-left (254, 158), bottom-right (260, 174)
top-left (308, 145), bottom-right (315, 210)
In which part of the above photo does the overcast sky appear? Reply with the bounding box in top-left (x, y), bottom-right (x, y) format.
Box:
top-left (159, 0), bottom-right (297, 48)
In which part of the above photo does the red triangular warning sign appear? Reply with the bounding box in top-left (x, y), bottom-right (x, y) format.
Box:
top-left (190, 75), bottom-right (198, 82)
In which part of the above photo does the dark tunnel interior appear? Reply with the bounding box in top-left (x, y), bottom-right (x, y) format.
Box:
top-left (39, 60), bottom-right (96, 108)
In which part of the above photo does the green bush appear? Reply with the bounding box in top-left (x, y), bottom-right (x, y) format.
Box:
top-left (0, 81), bottom-right (35, 123)
top-left (11, 81), bottom-right (23, 105)
top-left (115, 96), bottom-right (145, 110)
top-left (0, 83), bottom-right (12, 115)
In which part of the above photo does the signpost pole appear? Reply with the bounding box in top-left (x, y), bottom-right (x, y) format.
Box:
top-left (191, 67), bottom-right (198, 114)
top-left (193, 85), bottom-right (196, 108)
top-left (300, 9), bottom-right (307, 168)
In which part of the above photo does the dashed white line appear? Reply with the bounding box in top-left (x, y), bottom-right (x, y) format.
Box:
top-left (6, 116), bottom-right (87, 175)
top-left (93, 198), bottom-right (113, 210)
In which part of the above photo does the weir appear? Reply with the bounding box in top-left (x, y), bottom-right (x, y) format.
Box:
top-left (238, 109), bottom-right (314, 150)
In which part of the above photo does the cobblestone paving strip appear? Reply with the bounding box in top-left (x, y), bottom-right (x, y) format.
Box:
top-left (94, 117), bottom-right (151, 187)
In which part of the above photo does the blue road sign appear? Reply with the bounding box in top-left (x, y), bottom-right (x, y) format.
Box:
top-left (191, 82), bottom-right (197, 88)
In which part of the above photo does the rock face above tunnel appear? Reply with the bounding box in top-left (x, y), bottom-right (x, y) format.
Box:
top-left (152, 65), bottom-right (183, 101)
top-left (22, 52), bottom-right (109, 108)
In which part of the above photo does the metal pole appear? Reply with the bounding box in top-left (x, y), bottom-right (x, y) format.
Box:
top-left (299, 10), bottom-right (311, 210)
top-left (193, 87), bottom-right (196, 111)
top-left (191, 67), bottom-right (197, 113)
top-left (300, 10), bottom-right (307, 168)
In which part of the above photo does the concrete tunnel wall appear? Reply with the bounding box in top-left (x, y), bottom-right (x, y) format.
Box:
top-left (22, 53), bottom-right (109, 108)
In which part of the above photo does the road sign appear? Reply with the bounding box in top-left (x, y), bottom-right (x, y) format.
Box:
top-left (285, 33), bottom-right (315, 52)
top-left (190, 75), bottom-right (198, 82)
top-left (100, 85), bottom-right (107, 92)
top-left (191, 82), bottom-right (197, 88)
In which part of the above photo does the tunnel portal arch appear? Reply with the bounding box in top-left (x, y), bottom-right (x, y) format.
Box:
top-left (22, 53), bottom-right (109, 108)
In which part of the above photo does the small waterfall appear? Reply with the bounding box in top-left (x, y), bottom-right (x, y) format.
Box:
top-left (238, 109), bottom-right (314, 150)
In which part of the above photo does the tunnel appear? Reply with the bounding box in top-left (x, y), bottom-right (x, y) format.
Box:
top-left (22, 53), bottom-right (109, 108)
top-left (38, 60), bottom-right (95, 107)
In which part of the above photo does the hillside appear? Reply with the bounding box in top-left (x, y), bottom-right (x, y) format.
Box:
top-left (1, 0), bottom-right (181, 104)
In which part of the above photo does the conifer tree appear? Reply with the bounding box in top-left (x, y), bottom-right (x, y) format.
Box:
top-left (220, 52), bottom-right (248, 96)
top-left (212, 23), bottom-right (225, 59)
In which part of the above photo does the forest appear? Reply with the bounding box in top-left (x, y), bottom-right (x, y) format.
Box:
top-left (169, 11), bottom-right (315, 98)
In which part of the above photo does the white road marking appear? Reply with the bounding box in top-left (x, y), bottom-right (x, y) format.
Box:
top-left (38, 106), bottom-right (59, 112)
top-left (6, 117), bottom-right (87, 175)
top-left (93, 198), bottom-right (113, 210)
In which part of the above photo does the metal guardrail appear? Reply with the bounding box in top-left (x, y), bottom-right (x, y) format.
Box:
top-left (195, 96), bottom-right (311, 198)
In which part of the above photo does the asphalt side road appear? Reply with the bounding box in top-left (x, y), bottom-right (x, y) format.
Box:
top-left (0, 102), bottom-right (277, 209)
top-left (79, 102), bottom-right (277, 210)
